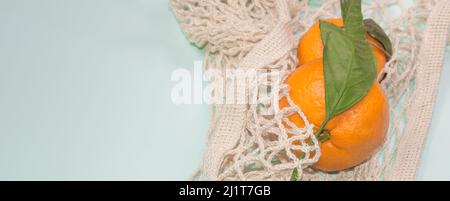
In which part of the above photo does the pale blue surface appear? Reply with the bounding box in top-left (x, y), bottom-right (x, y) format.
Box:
top-left (0, 0), bottom-right (207, 180)
top-left (0, 0), bottom-right (448, 180)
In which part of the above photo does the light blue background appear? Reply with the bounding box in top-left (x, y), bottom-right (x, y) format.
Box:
top-left (0, 0), bottom-right (448, 181)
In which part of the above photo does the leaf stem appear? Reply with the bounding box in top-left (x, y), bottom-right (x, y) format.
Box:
top-left (315, 118), bottom-right (331, 143)
top-left (290, 168), bottom-right (299, 181)
top-left (316, 117), bottom-right (329, 134)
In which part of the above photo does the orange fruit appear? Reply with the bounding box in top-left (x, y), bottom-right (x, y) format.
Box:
top-left (297, 18), bottom-right (387, 74)
top-left (279, 59), bottom-right (389, 172)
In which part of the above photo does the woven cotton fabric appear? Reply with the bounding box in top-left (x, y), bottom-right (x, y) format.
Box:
top-left (170, 0), bottom-right (450, 181)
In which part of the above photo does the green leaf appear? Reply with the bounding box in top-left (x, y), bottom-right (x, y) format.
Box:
top-left (319, 20), bottom-right (343, 45)
top-left (290, 168), bottom-right (299, 181)
top-left (313, 0), bottom-right (377, 135)
top-left (364, 18), bottom-right (393, 57)
top-left (318, 20), bottom-right (376, 132)
top-left (341, 0), bottom-right (365, 40)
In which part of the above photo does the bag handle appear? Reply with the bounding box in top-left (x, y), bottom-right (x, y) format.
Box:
top-left (389, 0), bottom-right (450, 181)
top-left (202, 0), bottom-right (295, 180)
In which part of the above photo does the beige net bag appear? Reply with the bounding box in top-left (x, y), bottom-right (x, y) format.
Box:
top-left (170, 0), bottom-right (450, 181)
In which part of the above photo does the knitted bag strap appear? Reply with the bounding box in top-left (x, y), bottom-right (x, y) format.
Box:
top-left (202, 0), bottom-right (295, 180)
top-left (389, 0), bottom-right (450, 181)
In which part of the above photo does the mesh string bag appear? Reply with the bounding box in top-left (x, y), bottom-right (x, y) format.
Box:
top-left (170, 0), bottom-right (450, 181)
